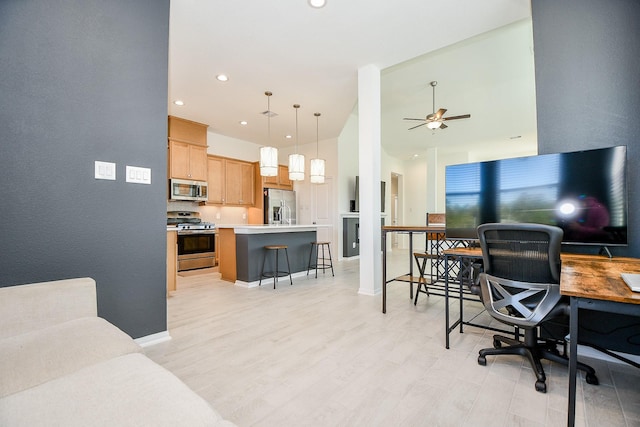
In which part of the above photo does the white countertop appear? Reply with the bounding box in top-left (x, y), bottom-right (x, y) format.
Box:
top-left (217, 224), bottom-right (319, 234)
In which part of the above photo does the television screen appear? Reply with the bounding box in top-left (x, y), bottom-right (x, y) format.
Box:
top-left (445, 146), bottom-right (627, 246)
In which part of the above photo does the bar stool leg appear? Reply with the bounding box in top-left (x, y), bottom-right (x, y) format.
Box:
top-left (316, 244), bottom-right (322, 278)
top-left (307, 242), bottom-right (315, 276)
top-left (273, 249), bottom-right (279, 289)
top-left (326, 243), bottom-right (334, 276)
top-left (284, 248), bottom-right (293, 285)
top-left (260, 250), bottom-right (267, 287)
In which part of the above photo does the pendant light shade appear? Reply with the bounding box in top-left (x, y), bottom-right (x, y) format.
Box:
top-left (310, 112), bottom-right (325, 184)
top-left (260, 146), bottom-right (278, 176)
top-left (288, 104), bottom-right (305, 181)
top-left (289, 154), bottom-right (305, 181)
top-left (310, 158), bottom-right (325, 184)
top-left (259, 91), bottom-right (279, 177)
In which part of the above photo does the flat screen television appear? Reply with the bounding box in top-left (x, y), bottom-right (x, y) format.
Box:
top-left (445, 145), bottom-right (628, 246)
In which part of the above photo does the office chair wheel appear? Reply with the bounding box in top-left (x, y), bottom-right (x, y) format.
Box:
top-left (477, 355), bottom-right (487, 366)
top-left (586, 373), bottom-right (599, 385)
top-left (535, 380), bottom-right (547, 393)
top-left (493, 338), bottom-right (502, 348)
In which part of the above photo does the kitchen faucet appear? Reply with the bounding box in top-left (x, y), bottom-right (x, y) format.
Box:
top-left (279, 201), bottom-right (292, 225)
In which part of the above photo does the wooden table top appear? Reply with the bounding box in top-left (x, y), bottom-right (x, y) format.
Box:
top-left (442, 247), bottom-right (640, 305)
top-left (560, 255), bottom-right (640, 304)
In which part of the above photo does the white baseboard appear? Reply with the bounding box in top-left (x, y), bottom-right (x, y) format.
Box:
top-left (357, 287), bottom-right (380, 296)
top-left (134, 330), bottom-right (171, 347)
top-left (234, 271), bottom-right (310, 288)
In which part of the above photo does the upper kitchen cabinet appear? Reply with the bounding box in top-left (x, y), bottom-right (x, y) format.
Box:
top-left (207, 156), bottom-right (224, 204)
top-left (207, 155), bottom-right (255, 206)
top-left (263, 164), bottom-right (293, 190)
top-left (168, 116), bottom-right (208, 181)
top-left (225, 159), bottom-right (255, 205)
top-left (169, 141), bottom-right (207, 181)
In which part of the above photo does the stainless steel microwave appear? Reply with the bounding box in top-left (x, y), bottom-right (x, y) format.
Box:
top-left (169, 178), bottom-right (208, 202)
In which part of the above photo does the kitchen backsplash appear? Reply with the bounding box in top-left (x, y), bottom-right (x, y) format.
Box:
top-left (166, 201), bottom-right (248, 225)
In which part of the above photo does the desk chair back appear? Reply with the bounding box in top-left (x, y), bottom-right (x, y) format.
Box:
top-left (477, 223), bottom-right (564, 328)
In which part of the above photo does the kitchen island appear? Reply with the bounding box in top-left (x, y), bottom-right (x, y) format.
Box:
top-left (217, 225), bottom-right (318, 286)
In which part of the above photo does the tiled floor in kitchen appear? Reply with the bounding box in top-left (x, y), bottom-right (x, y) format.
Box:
top-left (145, 249), bottom-right (640, 426)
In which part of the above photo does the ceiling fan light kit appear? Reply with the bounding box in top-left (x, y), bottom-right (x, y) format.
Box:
top-left (426, 121), bottom-right (441, 130)
top-left (404, 80), bottom-right (470, 131)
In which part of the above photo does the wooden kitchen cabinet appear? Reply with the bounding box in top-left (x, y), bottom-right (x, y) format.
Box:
top-left (207, 156), bottom-right (224, 204)
top-left (166, 230), bottom-right (177, 295)
top-left (206, 155), bottom-right (255, 206)
top-left (168, 116), bottom-right (208, 181)
top-left (169, 141), bottom-right (208, 181)
top-left (225, 159), bottom-right (255, 205)
top-left (263, 164), bottom-right (293, 190)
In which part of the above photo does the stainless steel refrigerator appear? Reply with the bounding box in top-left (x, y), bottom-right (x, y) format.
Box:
top-left (263, 189), bottom-right (297, 225)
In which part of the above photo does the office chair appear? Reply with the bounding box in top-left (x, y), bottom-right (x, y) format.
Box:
top-left (476, 223), bottom-right (598, 393)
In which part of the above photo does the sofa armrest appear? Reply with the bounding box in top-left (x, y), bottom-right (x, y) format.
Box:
top-left (0, 277), bottom-right (97, 340)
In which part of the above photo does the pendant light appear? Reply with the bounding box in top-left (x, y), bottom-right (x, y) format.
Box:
top-left (259, 91), bottom-right (278, 177)
top-left (288, 104), bottom-right (305, 181)
top-left (310, 112), bottom-right (325, 184)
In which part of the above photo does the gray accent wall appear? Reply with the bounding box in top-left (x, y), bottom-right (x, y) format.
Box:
top-left (531, 0), bottom-right (640, 257)
top-left (0, 1), bottom-right (170, 338)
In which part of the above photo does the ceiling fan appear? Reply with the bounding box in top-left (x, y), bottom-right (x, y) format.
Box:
top-left (404, 81), bottom-right (470, 130)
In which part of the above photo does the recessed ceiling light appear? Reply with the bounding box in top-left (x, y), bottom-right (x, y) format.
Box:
top-left (216, 74), bottom-right (229, 82)
top-left (308, 0), bottom-right (326, 8)
top-left (285, 135), bottom-right (292, 139)
top-left (173, 100), bottom-right (184, 106)
top-left (239, 120), bottom-right (248, 126)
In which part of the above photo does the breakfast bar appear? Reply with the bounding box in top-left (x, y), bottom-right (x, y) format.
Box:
top-left (217, 225), bottom-right (317, 286)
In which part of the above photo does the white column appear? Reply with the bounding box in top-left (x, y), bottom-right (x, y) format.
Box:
top-left (357, 64), bottom-right (381, 296)
top-left (426, 147), bottom-right (438, 212)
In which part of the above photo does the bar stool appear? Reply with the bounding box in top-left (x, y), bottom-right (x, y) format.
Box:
top-left (307, 241), bottom-right (334, 278)
top-left (413, 252), bottom-right (435, 304)
top-left (260, 245), bottom-right (293, 289)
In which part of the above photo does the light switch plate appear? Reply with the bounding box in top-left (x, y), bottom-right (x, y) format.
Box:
top-left (95, 161), bottom-right (116, 180)
top-left (126, 165), bottom-right (151, 184)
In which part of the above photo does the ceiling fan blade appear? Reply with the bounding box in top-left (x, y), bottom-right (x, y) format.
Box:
top-left (408, 123), bottom-right (427, 130)
top-left (440, 123), bottom-right (448, 129)
top-left (403, 118), bottom-right (426, 121)
top-left (434, 108), bottom-right (447, 120)
top-left (443, 114), bottom-right (471, 121)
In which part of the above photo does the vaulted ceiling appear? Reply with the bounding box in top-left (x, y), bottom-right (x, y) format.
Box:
top-left (168, 0), bottom-right (536, 160)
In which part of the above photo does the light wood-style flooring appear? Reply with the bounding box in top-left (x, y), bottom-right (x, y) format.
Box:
top-left (145, 250), bottom-right (640, 426)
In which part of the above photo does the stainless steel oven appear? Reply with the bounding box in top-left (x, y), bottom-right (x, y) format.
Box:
top-left (177, 226), bottom-right (216, 271)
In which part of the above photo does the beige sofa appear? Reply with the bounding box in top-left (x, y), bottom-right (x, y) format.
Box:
top-left (0, 277), bottom-right (234, 427)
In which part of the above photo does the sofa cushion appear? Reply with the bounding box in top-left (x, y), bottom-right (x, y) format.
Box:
top-left (0, 353), bottom-right (235, 427)
top-left (0, 278), bottom-right (97, 340)
top-left (0, 317), bottom-right (141, 398)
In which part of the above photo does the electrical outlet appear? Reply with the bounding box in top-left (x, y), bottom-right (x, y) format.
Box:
top-left (352, 242), bottom-right (356, 248)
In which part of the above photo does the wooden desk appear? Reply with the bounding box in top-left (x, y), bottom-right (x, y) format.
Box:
top-left (381, 226), bottom-right (444, 313)
top-left (443, 248), bottom-right (640, 426)
top-left (560, 255), bottom-right (640, 427)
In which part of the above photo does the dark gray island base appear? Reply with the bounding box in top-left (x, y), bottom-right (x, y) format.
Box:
top-left (217, 225), bottom-right (318, 287)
